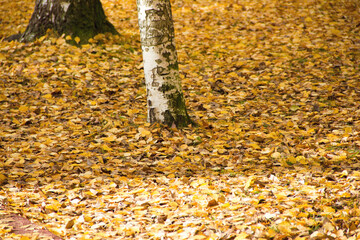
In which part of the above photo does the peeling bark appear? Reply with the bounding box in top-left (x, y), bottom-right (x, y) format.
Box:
top-left (5, 0), bottom-right (118, 44)
top-left (137, 0), bottom-right (192, 128)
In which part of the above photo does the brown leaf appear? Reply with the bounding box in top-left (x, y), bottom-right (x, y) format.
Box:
top-left (207, 199), bottom-right (219, 208)
top-left (65, 219), bottom-right (75, 229)
top-left (157, 214), bottom-right (167, 224)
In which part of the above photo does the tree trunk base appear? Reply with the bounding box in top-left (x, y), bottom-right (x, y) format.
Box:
top-left (6, 0), bottom-right (118, 45)
top-left (4, 33), bottom-right (23, 42)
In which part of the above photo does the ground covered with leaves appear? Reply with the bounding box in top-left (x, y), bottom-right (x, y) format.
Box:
top-left (0, 0), bottom-right (360, 239)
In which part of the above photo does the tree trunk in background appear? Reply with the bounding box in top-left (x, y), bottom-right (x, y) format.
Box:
top-left (6, 0), bottom-right (118, 44)
top-left (137, 0), bottom-right (192, 128)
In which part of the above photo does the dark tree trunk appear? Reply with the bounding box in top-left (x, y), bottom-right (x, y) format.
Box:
top-left (6, 0), bottom-right (118, 44)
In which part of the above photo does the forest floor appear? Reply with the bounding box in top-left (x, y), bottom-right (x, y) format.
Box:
top-left (0, 0), bottom-right (360, 239)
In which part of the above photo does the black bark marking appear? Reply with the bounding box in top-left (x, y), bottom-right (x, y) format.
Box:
top-left (141, 2), bottom-right (174, 46)
top-left (149, 108), bottom-right (156, 124)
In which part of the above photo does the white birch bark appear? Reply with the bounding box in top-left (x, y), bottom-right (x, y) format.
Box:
top-left (137, 0), bottom-right (191, 127)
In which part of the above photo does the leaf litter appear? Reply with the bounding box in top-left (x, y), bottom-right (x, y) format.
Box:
top-left (0, 0), bottom-right (360, 239)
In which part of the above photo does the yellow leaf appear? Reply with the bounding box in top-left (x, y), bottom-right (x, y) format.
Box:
top-left (296, 156), bottom-right (307, 164)
top-left (352, 171), bottom-right (360, 180)
top-left (45, 201), bottom-right (61, 211)
top-left (277, 221), bottom-right (292, 234)
top-left (43, 93), bottom-right (52, 99)
top-left (38, 35), bottom-right (46, 42)
top-left (344, 126), bottom-right (352, 134)
top-left (12, 118), bottom-right (20, 125)
top-left (75, 36), bottom-right (81, 44)
top-left (192, 236), bottom-right (206, 240)
top-left (0, 94), bottom-right (6, 101)
top-left (245, 176), bottom-right (256, 189)
top-left (138, 127), bottom-right (151, 137)
top-left (323, 220), bottom-right (334, 232)
top-left (102, 144), bottom-right (113, 152)
top-left (290, 105), bottom-right (300, 111)
top-left (82, 171), bottom-right (93, 179)
top-left (80, 151), bottom-right (92, 157)
top-left (173, 156), bottom-right (183, 163)
top-left (20, 237), bottom-right (31, 240)
top-left (0, 173), bottom-right (7, 185)
top-left (330, 28), bottom-right (341, 37)
top-left (168, 201), bottom-right (178, 208)
top-left (235, 232), bottom-right (249, 240)
top-left (65, 35), bottom-right (72, 40)
top-left (102, 134), bottom-right (117, 142)
top-left (229, 204), bottom-right (245, 211)
top-left (130, 188), bottom-right (145, 194)
top-left (217, 194), bottom-right (226, 203)
top-left (227, 72), bottom-right (238, 78)
top-left (48, 228), bottom-right (63, 236)
top-left (248, 143), bottom-right (260, 150)
top-left (275, 192), bottom-right (287, 200)
top-left (322, 206), bottom-right (335, 215)
top-left (18, 105), bottom-right (29, 112)
top-left (84, 190), bottom-right (97, 197)
top-left (271, 152), bottom-right (281, 159)
top-left (168, 173), bottom-right (175, 178)
top-left (266, 228), bottom-right (277, 238)
top-left (84, 215), bottom-right (92, 222)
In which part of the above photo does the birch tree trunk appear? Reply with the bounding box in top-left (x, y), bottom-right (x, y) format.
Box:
top-left (137, 0), bottom-right (192, 128)
top-left (6, 0), bottom-right (118, 44)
